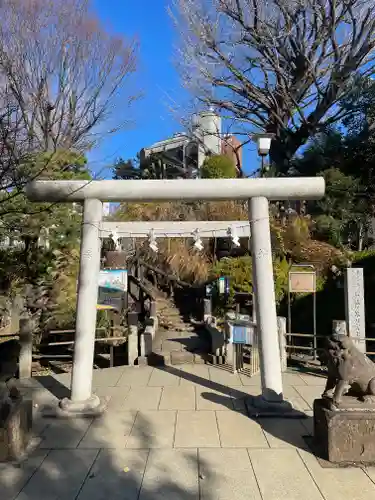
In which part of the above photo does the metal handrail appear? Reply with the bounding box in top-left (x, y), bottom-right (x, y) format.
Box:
top-left (286, 332), bottom-right (375, 357)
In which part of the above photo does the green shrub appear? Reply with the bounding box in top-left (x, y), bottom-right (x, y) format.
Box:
top-left (201, 154), bottom-right (237, 179)
top-left (210, 255), bottom-right (290, 307)
top-left (350, 249), bottom-right (375, 263)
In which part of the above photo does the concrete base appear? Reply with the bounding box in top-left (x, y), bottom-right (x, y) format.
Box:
top-left (314, 398), bottom-right (375, 464)
top-left (246, 395), bottom-right (307, 418)
top-left (0, 397), bottom-right (33, 462)
top-left (42, 395), bottom-right (106, 419)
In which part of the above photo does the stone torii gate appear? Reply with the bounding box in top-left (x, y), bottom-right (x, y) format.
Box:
top-left (26, 177), bottom-right (325, 416)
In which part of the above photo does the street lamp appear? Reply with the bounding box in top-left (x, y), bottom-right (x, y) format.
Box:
top-left (252, 133), bottom-right (274, 177)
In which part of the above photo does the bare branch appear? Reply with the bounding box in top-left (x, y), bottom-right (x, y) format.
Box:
top-left (0, 0), bottom-right (139, 209)
top-left (171, 0), bottom-right (375, 169)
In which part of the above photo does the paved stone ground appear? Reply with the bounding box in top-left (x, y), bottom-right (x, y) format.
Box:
top-left (2, 366), bottom-right (375, 499)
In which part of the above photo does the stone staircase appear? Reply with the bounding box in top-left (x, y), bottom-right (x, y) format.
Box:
top-left (149, 294), bottom-right (211, 366)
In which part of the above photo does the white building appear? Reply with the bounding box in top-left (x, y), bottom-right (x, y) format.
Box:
top-left (139, 110), bottom-right (223, 179)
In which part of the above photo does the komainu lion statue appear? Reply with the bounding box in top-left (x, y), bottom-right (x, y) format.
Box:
top-left (321, 334), bottom-right (375, 408)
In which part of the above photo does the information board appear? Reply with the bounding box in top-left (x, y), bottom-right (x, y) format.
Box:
top-left (288, 271), bottom-right (316, 293)
top-left (97, 287), bottom-right (125, 312)
top-left (97, 269), bottom-right (127, 311)
top-left (98, 269), bottom-right (128, 291)
top-left (228, 322), bottom-right (255, 345)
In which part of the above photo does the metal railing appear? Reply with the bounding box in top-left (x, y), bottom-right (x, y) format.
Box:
top-left (286, 332), bottom-right (375, 357)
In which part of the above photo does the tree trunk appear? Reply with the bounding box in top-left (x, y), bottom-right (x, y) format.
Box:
top-left (358, 222), bottom-right (364, 251)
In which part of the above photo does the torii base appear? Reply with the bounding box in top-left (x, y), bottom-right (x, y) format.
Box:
top-left (42, 395), bottom-right (106, 419)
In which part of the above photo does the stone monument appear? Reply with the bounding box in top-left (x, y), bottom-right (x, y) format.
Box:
top-left (344, 267), bottom-right (366, 353)
top-left (314, 334), bottom-right (375, 464)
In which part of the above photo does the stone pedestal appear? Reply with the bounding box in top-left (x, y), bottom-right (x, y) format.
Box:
top-left (314, 398), bottom-right (375, 464)
top-left (245, 395), bottom-right (306, 418)
top-left (0, 396), bottom-right (33, 462)
top-left (42, 395), bottom-right (106, 419)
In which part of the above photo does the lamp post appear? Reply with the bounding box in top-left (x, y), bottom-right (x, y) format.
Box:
top-left (253, 133), bottom-right (274, 177)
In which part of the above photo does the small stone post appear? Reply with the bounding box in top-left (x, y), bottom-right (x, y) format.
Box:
top-left (127, 312), bottom-right (139, 365)
top-left (277, 317), bottom-right (287, 372)
top-left (203, 298), bottom-right (212, 323)
top-left (18, 317), bottom-right (33, 379)
top-left (150, 300), bottom-right (157, 319)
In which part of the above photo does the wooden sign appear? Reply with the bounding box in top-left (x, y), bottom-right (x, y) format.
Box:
top-left (288, 271), bottom-right (316, 293)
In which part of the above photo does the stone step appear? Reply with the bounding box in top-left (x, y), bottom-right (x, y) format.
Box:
top-left (147, 350), bottom-right (208, 366)
top-left (158, 317), bottom-right (193, 325)
top-left (159, 323), bottom-right (195, 332)
top-left (157, 307), bottom-right (181, 314)
top-left (173, 325), bottom-right (196, 332)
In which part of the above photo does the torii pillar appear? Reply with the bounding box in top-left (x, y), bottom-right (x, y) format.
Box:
top-left (26, 177), bottom-right (325, 416)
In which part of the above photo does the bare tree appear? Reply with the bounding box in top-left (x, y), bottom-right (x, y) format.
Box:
top-left (171, 0), bottom-right (375, 172)
top-left (0, 0), bottom-right (138, 195)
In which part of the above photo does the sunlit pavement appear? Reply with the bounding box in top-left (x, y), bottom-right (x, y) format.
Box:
top-left (2, 366), bottom-right (375, 500)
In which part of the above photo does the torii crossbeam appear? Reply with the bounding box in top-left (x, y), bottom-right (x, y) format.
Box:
top-left (26, 177), bottom-right (325, 417)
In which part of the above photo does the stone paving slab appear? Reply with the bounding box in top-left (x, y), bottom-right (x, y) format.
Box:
top-left (230, 385), bottom-right (260, 398)
top-left (7, 367), bottom-right (375, 499)
top-left (299, 374), bottom-right (327, 386)
top-left (121, 387), bottom-right (162, 411)
top-left (300, 410), bottom-right (314, 435)
top-left (249, 448), bottom-right (324, 500)
top-left (0, 449), bottom-right (49, 500)
top-left (159, 386), bottom-right (196, 410)
top-left (282, 386), bottom-right (312, 411)
top-left (174, 411), bottom-right (220, 448)
top-left (148, 368), bottom-right (181, 387)
top-left (299, 449), bottom-right (375, 500)
top-left (32, 414), bottom-right (51, 437)
top-left (239, 373), bottom-right (261, 386)
top-left (39, 418), bottom-right (92, 449)
top-left (92, 367), bottom-right (125, 388)
top-left (259, 418), bottom-right (310, 450)
top-left (95, 385), bottom-right (131, 409)
top-left (177, 364), bottom-right (210, 381)
top-left (139, 449), bottom-right (199, 500)
top-left (126, 411), bottom-right (176, 449)
top-left (79, 412), bottom-right (136, 449)
top-left (18, 386), bottom-right (64, 406)
top-left (282, 373), bottom-right (308, 386)
top-left (195, 388), bottom-right (234, 411)
top-left (116, 366), bottom-right (153, 386)
top-left (199, 448), bottom-right (262, 500)
top-left (93, 385), bottom-right (130, 398)
top-left (208, 367), bottom-right (243, 387)
top-left (294, 385), bottom-right (324, 409)
top-left (15, 449), bottom-right (98, 500)
top-left (49, 372), bottom-right (71, 388)
top-left (77, 449), bottom-right (149, 500)
top-left (364, 467), bottom-right (375, 484)
top-left (216, 411), bottom-right (269, 448)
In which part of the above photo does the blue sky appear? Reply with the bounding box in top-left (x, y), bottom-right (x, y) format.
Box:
top-left (91, 0), bottom-right (259, 178)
